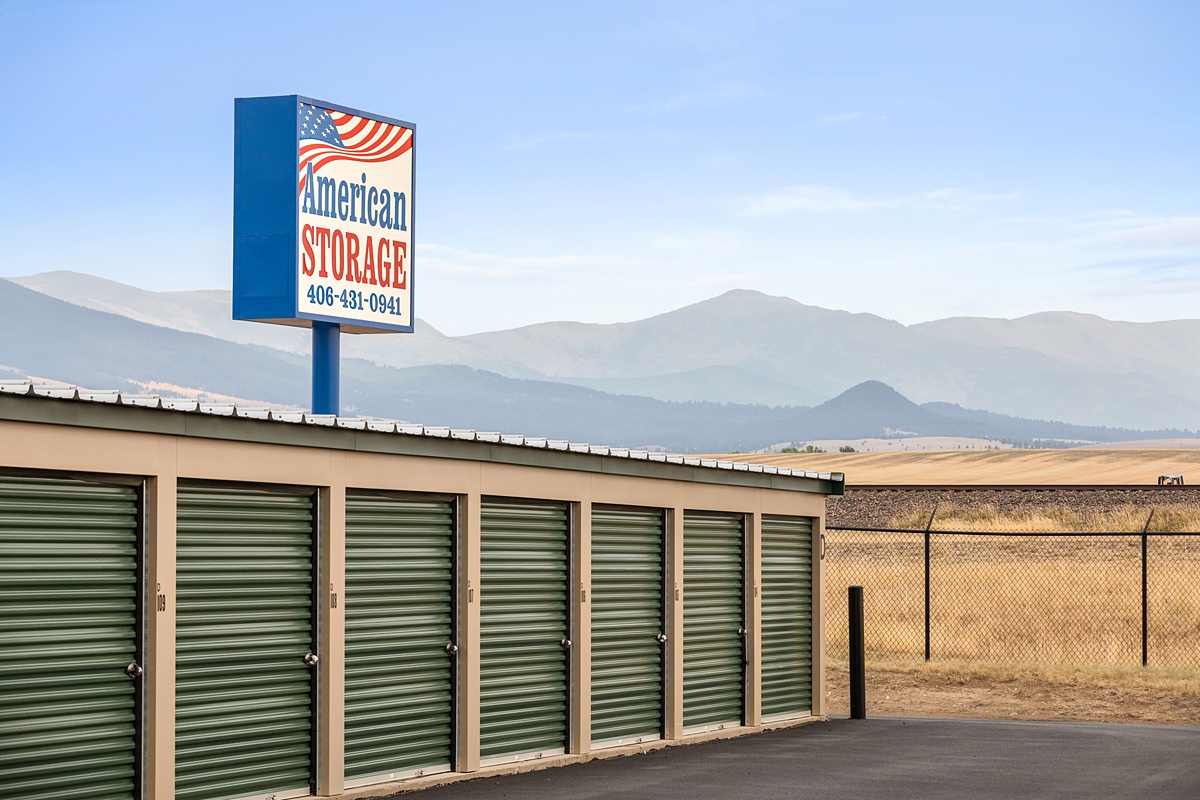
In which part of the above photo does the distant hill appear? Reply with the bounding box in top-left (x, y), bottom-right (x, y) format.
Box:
top-left (0, 279), bottom-right (310, 404)
top-left (561, 365), bottom-right (824, 407)
top-left (783, 381), bottom-right (1190, 444)
top-left (15, 271), bottom-right (1200, 430)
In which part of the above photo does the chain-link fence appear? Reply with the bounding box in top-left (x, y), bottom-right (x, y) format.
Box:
top-left (824, 524), bottom-right (1200, 669)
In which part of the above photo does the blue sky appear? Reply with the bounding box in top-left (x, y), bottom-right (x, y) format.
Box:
top-left (1, 0), bottom-right (1198, 334)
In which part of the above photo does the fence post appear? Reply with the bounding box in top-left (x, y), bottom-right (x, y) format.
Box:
top-left (924, 504), bottom-right (937, 662)
top-left (849, 585), bottom-right (866, 720)
top-left (1142, 510), bottom-right (1153, 667)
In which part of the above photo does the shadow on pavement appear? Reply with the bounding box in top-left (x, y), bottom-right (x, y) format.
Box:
top-left (383, 717), bottom-right (1200, 800)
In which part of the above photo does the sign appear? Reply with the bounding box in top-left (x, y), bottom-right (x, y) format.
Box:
top-left (233, 95), bottom-right (415, 333)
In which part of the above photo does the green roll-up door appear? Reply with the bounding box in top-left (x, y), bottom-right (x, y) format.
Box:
top-left (761, 515), bottom-right (814, 719)
top-left (479, 500), bottom-right (569, 762)
top-left (0, 476), bottom-right (140, 800)
top-left (344, 495), bottom-right (455, 782)
top-left (683, 511), bottom-right (744, 730)
top-left (590, 506), bottom-right (664, 745)
top-left (175, 486), bottom-right (315, 800)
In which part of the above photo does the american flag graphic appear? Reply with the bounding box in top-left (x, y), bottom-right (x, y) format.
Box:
top-left (297, 103), bottom-right (413, 195)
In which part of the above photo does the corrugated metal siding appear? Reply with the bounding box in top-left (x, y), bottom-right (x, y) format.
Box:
top-left (175, 486), bottom-right (315, 800)
top-left (479, 501), bottom-right (570, 761)
top-left (0, 476), bottom-right (140, 800)
top-left (683, 512), bottom-right (744, 729)
top-left (590, 506), bottom-right (665, 745)
top-left (344, 495), bottom-right (455, 780)
top-left (760, 515), bottom-right (814, 718)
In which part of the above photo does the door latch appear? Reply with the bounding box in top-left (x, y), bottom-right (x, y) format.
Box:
top-left (303, 652), bottom-right (319, 667)
top-left (124, 662), bottom-right (143, 680)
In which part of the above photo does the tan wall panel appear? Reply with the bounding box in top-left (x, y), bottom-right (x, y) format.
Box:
top-left (343, 451), bottom-right (480, 493)
top-left (595, 479), bottom-right (819, 519)
top-left (758, 492), bottom-right (825, 518)
top-left (458, 489), bottom-right (482, 773)
top-left (479, 464), bottom-right (587, 502)
top-left (144, 438), bottom-right (177, 800)
top-left (745, 512), bottom-right (762, 727)
top-left (571, 498), bottom-right (591, 754)
top-left (317, 460), bottom-right (347, 796)
top-left (592, 478), bottom-right (751, 513)
top-left (811, 516), bottom-right (826, 718)
top-left (0, 421), bottom-right (163, 475)
top-left (664, 508), bottom-right (684, 739)
top-left (174, 438), bottom-right (333, 485)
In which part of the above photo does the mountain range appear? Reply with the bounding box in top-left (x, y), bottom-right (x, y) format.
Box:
top-left (2, 271), bottom-right (1198, 451)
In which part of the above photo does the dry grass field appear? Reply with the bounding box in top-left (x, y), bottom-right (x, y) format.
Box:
top-left (727, 447), bottom-right (1200, 485)
top-left (824, 658), bottom-right (1200, 725)
top-left (889, 502), bottom-right (1200, 532)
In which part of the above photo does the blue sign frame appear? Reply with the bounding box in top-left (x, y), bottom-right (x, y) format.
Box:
top-left (233, 95), bottom-right (416, 334)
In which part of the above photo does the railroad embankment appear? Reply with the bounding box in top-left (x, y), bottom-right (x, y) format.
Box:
top-left (828, 486), bottom-right (1200, 529)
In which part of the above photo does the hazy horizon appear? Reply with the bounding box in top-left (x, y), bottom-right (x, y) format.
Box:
top-left (10, 269), bottom-right (1200, 336)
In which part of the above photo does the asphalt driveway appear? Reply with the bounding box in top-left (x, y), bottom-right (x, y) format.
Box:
top-left (388, 717), bottom-right (1200, 799)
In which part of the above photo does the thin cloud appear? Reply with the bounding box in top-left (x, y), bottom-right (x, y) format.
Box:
top-left (693, 271), bottom-right (757, 287)
top-left (1084, 256), bottom-right (1195, 272)
top-left (815, 111), bottom-right (891, 124)
top-left (649, 229), bottom-right (739, 253)
top-left (628, 5), bottom-right (794, 54)
top-left (1101, 217), bottom-right (1200, 250)
top-left (1088, 278), bottom-right (1200, 299)
top-left (501, 130), bottom-right (613, 151)
top-left (1080, 255), bottom-right (1200, 275)
top-left (732, 184), bottom-right (1021, 216)
top-left (918, 188), bottom-right (1022, 209)
top-left (1075, 255), bottom-right (1200, 297)
top-left (421, 243), bottom-right (649, 281)
top-left (625, 82), bottom-right (755, 114)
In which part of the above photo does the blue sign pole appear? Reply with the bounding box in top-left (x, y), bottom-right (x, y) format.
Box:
top-left (312, 321), bottom-right (340, 415)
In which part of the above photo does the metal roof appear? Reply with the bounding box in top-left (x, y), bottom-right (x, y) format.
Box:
top-left (0, 380), bottom-right (844, 484)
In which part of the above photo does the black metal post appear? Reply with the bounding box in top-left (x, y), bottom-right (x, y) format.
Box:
top-left (924, 504), bottom-right (936, 662)
top-left (849, 585), bottom-right (866, 719)
top-left (924, 531), bottom-right (931, 662)
top-left (1142, 510), bottom-right (1153, 666)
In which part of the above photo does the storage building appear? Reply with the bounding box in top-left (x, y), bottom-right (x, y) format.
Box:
top-left (0, 382), bottom-right (843, 800)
